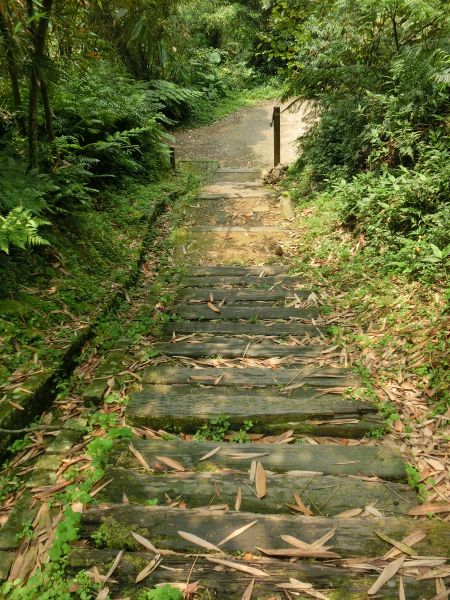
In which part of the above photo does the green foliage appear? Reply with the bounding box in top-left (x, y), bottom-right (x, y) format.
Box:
top-left (195, 414), bottom-right (231, 441)
top-left (140, 585), bottom-right (184, 600)
top-left (267, 0), bottom-right (450, 283)
top-left (0, 207), bottom-right (50, 254)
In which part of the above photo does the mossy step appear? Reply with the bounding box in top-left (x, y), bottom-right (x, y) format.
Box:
top-left (114, 438), bottom-right (407, 481)
top-left (179, 275), bottom-right (305, 288)
top-left (191, 225), bottom-right (289, 233)
top-left (211, 168), bottom-right (261, 183)
top-left (67, 549), bottom-right (437, 599)
top-left (142, 365), bottom-right (357, 388)
top-left (178, 286), bottom-right (311, 303)
top-left (127, 386), bottom-right (380, 437)
top-left (187, 264), bottom-right (290, 276)
top-left (154, 339), bottom-right (324, 358)
top-left (172, 304), bottom-right (320, 321)
top-left (79, 505), bottom-right (450, 557)
top-left (166, 321), bottom-right (324, 337)
top-left (99, 467), bottom-right (416, 516)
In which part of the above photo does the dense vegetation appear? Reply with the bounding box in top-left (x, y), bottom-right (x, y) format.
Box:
top-left (0, 0), bottom-right (273, 388)
top-left (263, 0), bottom-right (449, 282)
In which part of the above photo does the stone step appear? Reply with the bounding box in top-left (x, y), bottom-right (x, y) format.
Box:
top-left (142, 365), bottom-right (357, 388)
top-left (115, 438), bottom-right (407, 481)
top-left (165, 320), bottom-right (325, 337)
top-left (187, 265), bottom-right (291, 276)
top-left (78, 504), bottom-right (450, 557)
top-left (178, 287), bottom-right (311, 304)
top-left (68, 549), bottom-right (437, 599)
top-left (191, 225), bottom-right (289, 233)
top-left (211, 168), bottom-right (261, 183)
top-left (98, 468), bottom-right (416, 516)
top-left (154, 339), bottom-right (324, 358)
top-left (172, 304), bottom-right (320, 321)
top-left (127, 385), bottom-right (380, 437)
top-left (179, 275), bottom-right (305, 288)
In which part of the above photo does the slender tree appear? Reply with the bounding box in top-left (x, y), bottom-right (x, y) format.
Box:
top-left (27, 0), bottom-right (54, 170)
top-left (0, 2), bottom-right (26, 135)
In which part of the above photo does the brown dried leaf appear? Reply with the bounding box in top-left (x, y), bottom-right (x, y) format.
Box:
top-left (199, 446), bottom-right (221, 462)
top-left (256, 547), bottom-right (340, 559)
top-left (399, 576), bottom-right (406, 600)
top-left (205, 557), bottom-right (269, 577)
top-left (207, 302), bottom-right (221, 314)
top-left (135, 554), bottom-right (161, 583)
top-left (242, 579), bottom-right (255, 600)
top-left (218, 521), bottom-right (258, 547)
top-left (255, 462), bottom-right (266, 499)
top-left (368, 556), bottom-right (405, 596)
top-left (155, 455), bottom-right (185, 472)
top-left (102, 550), bottom-right (123, 583)
top-left (335, 508), bottom-right (363, 518)
top-left (292, 492), bottom-right (313, 516)
top-left (408, 503), bottom-right (450, 516)
top-left (177, 531), bottom-right (223, 553)
top-left (235, 486), bottom-right (242, 512)
top-left (311, 529), bottom-right (336, 549)
top-left (131, 531), bottom-right (158, 553)
top-left (281, 535), bottom-right (313, 550)
top-left (129, 444), bottom-right (152, 472)
top-left (96, 588), bottom-right (109, 600)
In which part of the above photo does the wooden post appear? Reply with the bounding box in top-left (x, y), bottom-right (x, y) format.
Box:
top-left (273, 106), bottom-right (281, 167)
top-left (169, 146), bottom-right (176, 171)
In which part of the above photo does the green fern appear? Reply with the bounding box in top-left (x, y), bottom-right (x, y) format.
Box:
top-left (0, 207), bottom-right (50, 254)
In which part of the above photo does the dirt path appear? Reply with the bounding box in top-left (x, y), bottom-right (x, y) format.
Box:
top-left (175, 100), bottom-right (313, 167)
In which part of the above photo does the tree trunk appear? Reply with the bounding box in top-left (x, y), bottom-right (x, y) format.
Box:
top-left (40, 81), bottom-right (55, 143)
top-left (0, 10), bottom-right (26, 136)
top-left (27, 0), bottom-right (54, 171)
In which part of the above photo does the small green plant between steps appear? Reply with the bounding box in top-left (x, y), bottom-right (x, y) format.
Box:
top-left (140, 585), bottom-right (184, 600)
top-left (194, 415), bottom-right (253, 443)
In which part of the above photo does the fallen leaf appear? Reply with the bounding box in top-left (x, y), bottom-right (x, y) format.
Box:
top-left (207, 302), bottom-right (221, 313)
top-left (102, 550), bottom-right (123, 583)
top-left (218, 521), bottom-right (258, 547)
top-left (242, 579), bottom-right (255, 600)
top-left (292, 492), bottom-right (313, 516)
top-left (177, 531), bottom-right (223, 553)
top-left (135, 554), bottom-right (161, 583)
top-left (249, 460), bottom-right (257, 484)
top-left (368, 556), bottom-right (405, 595)
top-left (131, 531), bottom-right (158, 553)
top-left (335, 508), bottom-right (363, 518)
top-left (375, 531), bottom-right (416, 556)
top-left (256, 547), bottom-right (340, 559)
top-left (155, 456), bottom-right (185, 472)
top-left (311, 529), bottom-right (336, 549)
top-left (235, 486), bottom-right (242, 512)
top-left (96, 588), bottom-right (109, 600)
top-left (255, 462), bottom-right (266, 499)
top-left (399, 576), bottom-right (405, 600)
top-left (129, 444), bottom-right (152, 471)
top-left (199, 446), bottom-right (221, 462)
top-left (205, 557), bottom-right (269, 577)
top-left (408, 503), bottom-right (450, 516)
top-left (383, 530), bottom-right (426, 560)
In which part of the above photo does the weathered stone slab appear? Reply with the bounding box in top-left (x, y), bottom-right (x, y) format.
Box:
top-left (127, 386), bottom-right (379, 436)
top-left (79, 505), bottom-right (450, 557)
top-left (165, 321), bottom-right (325, 337)
top-left (187, 265), bottom-right (290, 276)
top-left (178, 287), bottom-right (311, 303)
top-left (67, 549), bottom-right (436, 599)
top-left (154, 340), bottom-right (323, 358)
top-left (142, 365), bottom-right (357, 388)
top-left (179, 275), bottom-right (305, 288)
top-left (100, 468), bottom-right (416, 516)
top-left (115, 438), bottom-right (407, 481)
top-left (172, 304), bottom-right (320, 321)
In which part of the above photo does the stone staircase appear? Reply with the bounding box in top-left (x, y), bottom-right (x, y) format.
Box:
top-left (71, 169), bottom-right (450, 598)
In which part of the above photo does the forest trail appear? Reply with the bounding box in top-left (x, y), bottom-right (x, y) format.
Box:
top-left (71, 167), bottom-right (449, 597)
top-left (175, 100), bottom-right (313, 167)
